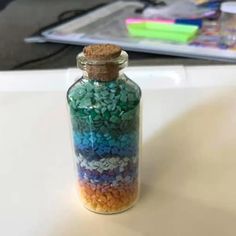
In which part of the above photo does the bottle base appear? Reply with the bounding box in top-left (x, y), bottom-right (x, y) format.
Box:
top-left (82, 198), bottom-right (138, 215)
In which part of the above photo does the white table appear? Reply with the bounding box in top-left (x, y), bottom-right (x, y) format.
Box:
top-left (1, 66), bottom-right (236, 236)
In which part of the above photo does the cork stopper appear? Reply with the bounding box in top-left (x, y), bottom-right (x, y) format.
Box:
top-left (83, 44), bottom-right (122, 82)
top-left (83, 44), bottom-right (122, 60)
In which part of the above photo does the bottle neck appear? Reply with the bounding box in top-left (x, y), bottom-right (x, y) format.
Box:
top-left (82, 69), bottom-right (124, 81)
top-left (77, 50), bottom-right (128, 82)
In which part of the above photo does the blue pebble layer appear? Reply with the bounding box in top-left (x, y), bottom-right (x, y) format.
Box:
top-left (73, 131), bottom-right (139, 160)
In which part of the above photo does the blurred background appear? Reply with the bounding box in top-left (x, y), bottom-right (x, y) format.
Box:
top-left (0, 0), bottom-right (232, 70)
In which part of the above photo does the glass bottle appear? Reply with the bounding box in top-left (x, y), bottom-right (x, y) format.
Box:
top-left (67, 44), bottom-right (141, 214)
top-left (220, 1), bottom-right (236, 47)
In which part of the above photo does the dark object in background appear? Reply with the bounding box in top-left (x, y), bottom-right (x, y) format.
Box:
top-left (0, 0), bottom-right (15, 11)
top-left (135, 0), bottom-right (166, 14)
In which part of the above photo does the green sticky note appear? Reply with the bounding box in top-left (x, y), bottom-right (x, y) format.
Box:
top-left (127, 22), bottom-right (199, 43)
top-left (145, 22), bottom-right (199, 34)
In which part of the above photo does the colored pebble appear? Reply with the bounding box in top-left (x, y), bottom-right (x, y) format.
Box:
top-left (77, 164), bottom-right (138, 184)
top-left (78, 180), bottom-right (138, 214)
top-left (68, 78), bottom-right (140, 134)
top-left (67, 71), bottom-right (141, 213)
top-left (77, 154), bottom-right (137, 171)
top-left (73, 132), bottom-right (139, 159)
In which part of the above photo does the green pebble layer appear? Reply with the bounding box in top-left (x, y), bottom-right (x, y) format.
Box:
top-left (67, 75), bottom-right (141, 137)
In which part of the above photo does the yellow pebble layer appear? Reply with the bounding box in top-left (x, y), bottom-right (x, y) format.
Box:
top-left (78, 180), bottom-right (138, 214)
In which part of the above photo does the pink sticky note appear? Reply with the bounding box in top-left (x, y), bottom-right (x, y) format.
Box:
top-left (125, 18), bottom-right (174, 25)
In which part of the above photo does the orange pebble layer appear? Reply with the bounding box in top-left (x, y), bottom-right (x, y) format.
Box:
top-left (78, 180), bottom-right (138, 214)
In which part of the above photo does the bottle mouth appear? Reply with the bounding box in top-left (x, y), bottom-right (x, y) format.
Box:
top-left (76, 50), bottom-right (128, 70)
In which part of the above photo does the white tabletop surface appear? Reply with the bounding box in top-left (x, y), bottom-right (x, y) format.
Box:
top-left (1, 66), bottom-right (236, 236)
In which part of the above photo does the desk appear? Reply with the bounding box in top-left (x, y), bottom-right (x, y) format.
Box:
top-left (1, 66), bottom-right (236, 235)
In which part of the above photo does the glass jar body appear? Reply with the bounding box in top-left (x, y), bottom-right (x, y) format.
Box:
top-left (220, 12), bottom-right (236, 46)
top-left (67, 73), bottom-right (141, 214)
